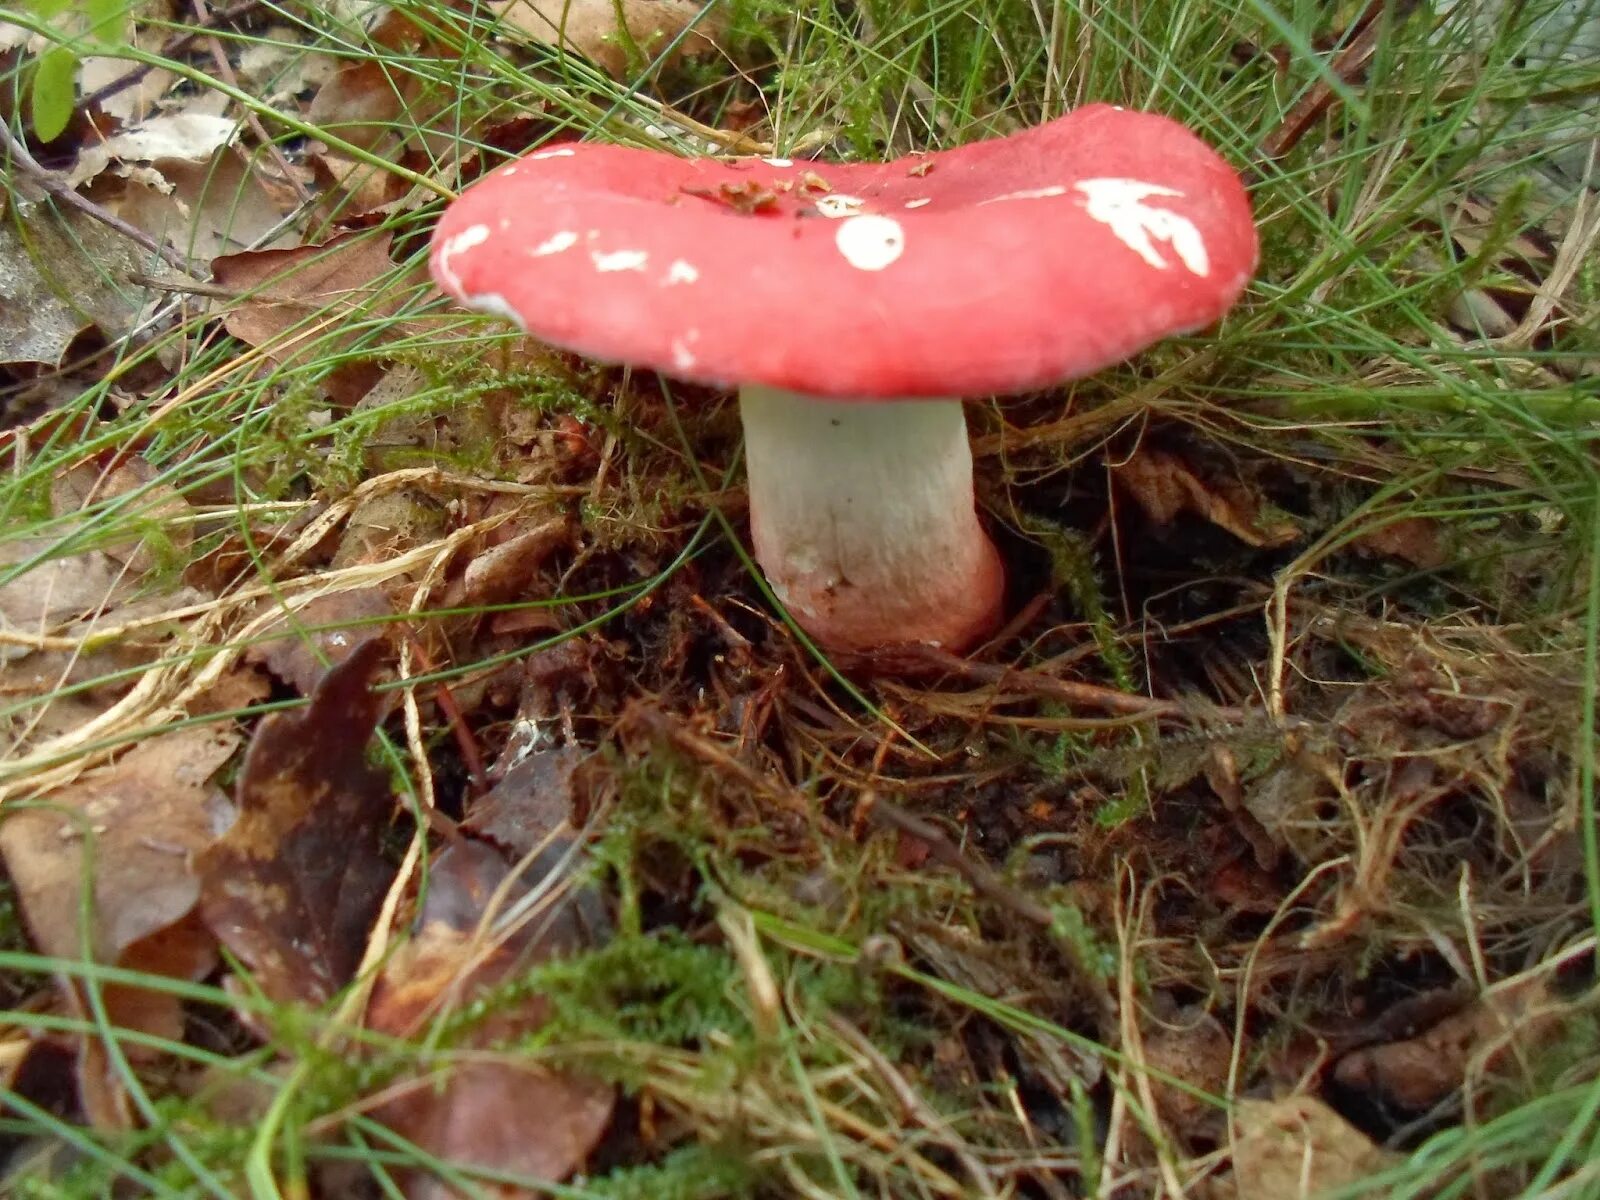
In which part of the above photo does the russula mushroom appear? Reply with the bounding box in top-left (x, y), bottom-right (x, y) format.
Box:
top-left (430, 105), bottom-right (1257, 658)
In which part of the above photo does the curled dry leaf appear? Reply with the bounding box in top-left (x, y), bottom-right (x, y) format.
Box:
top-left (197, 639), bottom-right (396, 1007)
top-left (1113, 448), bottom-right (1300, 548)
top-left (1333, 976), bottom-right (1564, 1110)
top-left (496, 0), bottom-right (727, 79)
top-left (0, 726), bottom-right (239, 1044)
top-left (65, 112), bottom-right (238, 190)
top-left (368, 839), bottom-right (613, 1198)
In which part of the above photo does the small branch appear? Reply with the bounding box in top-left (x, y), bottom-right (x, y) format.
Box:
top-left (906, 644), bottom-right (1185, 718)
top-left (1257, 0), bottom-right (1424, 163)
top-left (1, 123), bottom-right (195, 276)
top-left (82, 0), bottom-right (267, 113)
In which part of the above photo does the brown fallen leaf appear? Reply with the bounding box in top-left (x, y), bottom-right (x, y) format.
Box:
top-left (1113, 448), bottom-right (1300, 548)
top-left (462, 745), bottom-right (584, 859)
top-left (497, 0), bottom-right (726, 79)
top-left (244, 589), bottom-right (396, 696)
top-left (1350, 514), bottom-right (1449, 570)
top-left (0, 197), bottom-right (153, 367)
top-left (198, 640), bottom-right (397, 1007)
top-left (369, 839), bottom-right (613, 1197)
top-left (1221, 1094), bottom-right (1398, 1199)
top-left (1142, 1006), bottom-right (1231, 1137)
top-left (91, 147), bottom-right (300, 266)
top-left (1333, 976), bottom-right (1563, 1111)
top-left (211, 231), bottom-right (425, 404)
top-left (454, 515), bottom-right (574, 609)
top-left (0, 726), bottom-right (238, 1048)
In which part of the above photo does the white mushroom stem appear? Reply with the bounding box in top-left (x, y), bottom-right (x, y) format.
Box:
top-left (739, 385), bottom-right (1004, 656)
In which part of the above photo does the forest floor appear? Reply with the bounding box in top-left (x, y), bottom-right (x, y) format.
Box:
top-left (1, 2), bottom-right (1599, 1197)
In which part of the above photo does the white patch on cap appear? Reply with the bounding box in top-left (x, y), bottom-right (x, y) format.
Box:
top-left (501, 165), bottom-right (519, 177)
top-left (904, 197), bottom-right (932, 209)
top-left (530, 146), bottom-right (577, 159)
top-left (978, 185), bottom-right (1068, 204)
top-left (663, 259), bottom-right (700, 285)
top-left (461, 291), bottom-right (526, 329)
top-left (814, 193), bottom-right (867, 219)
top-left (834, 214), bottom-right (905, 271)
top-left (669, 330), bottom-right (700, 372)
top-left (532, 230), bottom-right (579, 257)
top-left (1074, 179), bottom-right (1209, 276)
top-left (762, 156), bottom-right (793, 168)
top-left (435, 223), bottom-right (491, 291)
top-left (591, 249), bottom-right (649, 272)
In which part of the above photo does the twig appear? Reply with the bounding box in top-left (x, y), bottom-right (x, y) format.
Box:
top-left (192, 0), bottom-right (314, 206)
top-left (905, 645), bottom-right (1187, 719)
top-left (0, 123), bottom-right (195, 276)
top-left (1257, 0), bottom-right (1424, 163)
top-left (81, 0), bottom-right (267, 112)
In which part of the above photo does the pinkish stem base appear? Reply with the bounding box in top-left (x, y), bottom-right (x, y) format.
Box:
top-left (739, 386), bottom-right (1004, 658)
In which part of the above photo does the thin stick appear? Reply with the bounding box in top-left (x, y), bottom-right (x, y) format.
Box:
top-left (0, 123), bottom-right (195, 276)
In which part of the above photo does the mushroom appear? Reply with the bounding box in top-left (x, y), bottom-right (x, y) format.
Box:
top-left (430, 106), bottom-right (1257, 658)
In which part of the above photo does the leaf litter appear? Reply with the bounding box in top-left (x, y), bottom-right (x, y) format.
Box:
top-left (0, 0), bottom-right (1597, 1197)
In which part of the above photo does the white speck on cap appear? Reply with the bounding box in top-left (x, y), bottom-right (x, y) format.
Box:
top-left (762, 156), bottom-right (793, 168)
top-left (664, 259), bottom-right (700, 285)
top-left (531, 230), bottom-right (579, 256)
top-left (978, 185), bottom-right (1068, 204)
top-left (904, 197), bottom-right (932, 209)
top-left (1075, 178), bottom-right (1210, 276)
top-left (592, 248), bottom-right (650, 272)
top-left (815, 193), bottom-right (867, 219)
top-left (531, 147), bottom-right (577, 159)
top-left (670, 330), bottom-right (700, 371)
top-left (834, 214), bottom-right (905, 271)
top-left (435, 223), bottom-right (491, 291)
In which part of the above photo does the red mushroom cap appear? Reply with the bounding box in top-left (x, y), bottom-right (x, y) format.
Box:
top-left (431, 105), bottom-right (1257, 398)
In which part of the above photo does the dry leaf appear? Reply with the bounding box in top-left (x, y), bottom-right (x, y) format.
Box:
top-left (1, 453), bottom-right (197, 671)
top-left (1350, 515), bottom-right (1448, 570)
top-left (92, 149), bottom-right (299, 265)
top-left (1333, 977), bottom-right (1563, 1110)
top-left (369, 839), bottom-right (613, 1197)
top-left (66, 112), bottom-right (238, 189)
top-left (197, 640), bottom-right (396, 1007)
top-left (0, 726), bottom-right (238, 1048)
top-left (1114, 448), bottom-right (1300, 548)
top-left (0, 538), bottom-right (127, 651)
top-left (456, 516), bottom-right (573, 609)
top-left (1142, 1007), bottom-right (1231, 1136)
top-left (0, 198), bottom-right (152, 366)
top-left (212, 231), bottom-right (424, 402)
top-left (462, 745), bottom-right (584, 858)
top-left (245, 589), bottom-right (395, 696)
top-left (497, 0), bottom-right (726, 79)
top-left (1224, 1094), bottom-right (1398, 1199)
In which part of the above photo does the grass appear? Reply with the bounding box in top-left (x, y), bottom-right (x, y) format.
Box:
top-left (2, 0), bottom-right (1599, 1195)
